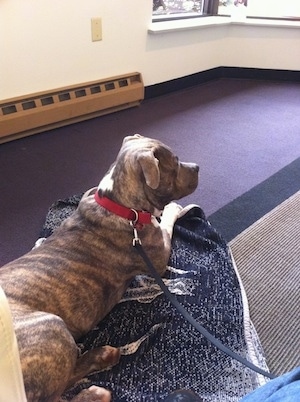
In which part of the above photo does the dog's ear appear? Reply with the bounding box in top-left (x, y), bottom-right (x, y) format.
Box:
top-left (138, 150), bottom-right (160, 189)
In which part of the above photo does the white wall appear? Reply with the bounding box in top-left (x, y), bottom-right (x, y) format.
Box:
top-left (224, 24), bottom-right (300, 70)
top-left (0, 0), bottom-right (299, 100)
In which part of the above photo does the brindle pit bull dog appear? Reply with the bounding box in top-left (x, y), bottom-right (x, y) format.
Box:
top-left (0, 134), bottom-right (199, 402)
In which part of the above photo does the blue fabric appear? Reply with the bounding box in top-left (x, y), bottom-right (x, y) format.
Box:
top-left (240, 367), bottom-right (300, 402)
top-left (41, 198), bottom-right (268, 402)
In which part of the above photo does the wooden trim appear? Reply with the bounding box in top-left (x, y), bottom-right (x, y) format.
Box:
top-left (0, 73), bottom-right (144, 143)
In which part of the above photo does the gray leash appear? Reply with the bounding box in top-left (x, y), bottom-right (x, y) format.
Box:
top-left (133, 240), bottom-right (276, 380)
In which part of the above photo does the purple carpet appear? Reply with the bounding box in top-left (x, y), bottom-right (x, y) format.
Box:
top-left (1, 78), bottom-right (300, 266)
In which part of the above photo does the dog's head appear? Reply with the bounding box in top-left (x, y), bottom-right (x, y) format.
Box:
top-left (98, 134), bottom-right (199, 215)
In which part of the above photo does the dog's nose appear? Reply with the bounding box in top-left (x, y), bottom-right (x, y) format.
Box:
top-left (182, 162), bottom-right (199, 172)
top-left (189, 163), bottom-right (199, 173)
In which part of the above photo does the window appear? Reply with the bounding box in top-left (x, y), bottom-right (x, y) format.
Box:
top-left (153, 0), bottom-right (300, 20)
top-left (219, 0), bottom-right (300, 19)
top-left (153, 0), bottom-right (204, 21)
top-left (247, 0), bottom-right (300, 18)
top-left (153, 0), bottom-right (203, 15)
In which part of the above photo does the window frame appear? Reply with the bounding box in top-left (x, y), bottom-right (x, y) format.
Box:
top-left (152, 0), bottom-right (219, 23)
top-left (152, 0), bottom-right (300, 23)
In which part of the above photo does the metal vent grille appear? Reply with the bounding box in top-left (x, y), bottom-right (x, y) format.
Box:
top-left (0, 72), bottom-right (144, 143)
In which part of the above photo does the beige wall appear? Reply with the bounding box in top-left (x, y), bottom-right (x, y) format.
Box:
top-left (1, 0), bottom-right (299, 100)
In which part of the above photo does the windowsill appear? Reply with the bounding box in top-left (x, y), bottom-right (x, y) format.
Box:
top-left (148, 16), bottom-right (300, 34)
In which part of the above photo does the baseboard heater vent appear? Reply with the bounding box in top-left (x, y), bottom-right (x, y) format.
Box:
top-left (0, 72), bottom-right (144, 143)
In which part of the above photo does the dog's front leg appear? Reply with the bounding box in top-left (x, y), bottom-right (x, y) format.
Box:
top-left (159, 202), bottom-right (182, 239)
top-left (149, 202), bottom-right (182, 276)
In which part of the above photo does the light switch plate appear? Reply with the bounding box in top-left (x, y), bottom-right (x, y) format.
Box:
top-left (91, 18), bottom-right (102, 42)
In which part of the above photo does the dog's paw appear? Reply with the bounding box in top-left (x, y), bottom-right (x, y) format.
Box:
top-left (159, 202), bottom-right (182, 237)
top-left (81, 187), bottom-right (98, 200)
top-left (177, 203), bottom-right (199, 219)
top-left (162, 202), bottom-right (183, 219)
top-left (93, 345), bottom-right (121, 370)
top-left (70, 386), bottom-right (111, 402)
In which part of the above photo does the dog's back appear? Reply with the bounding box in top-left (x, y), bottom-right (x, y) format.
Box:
top-left (0, 134), bottom-right (198, 401)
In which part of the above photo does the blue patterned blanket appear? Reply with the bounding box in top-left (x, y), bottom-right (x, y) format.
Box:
top-left (38, 196), bottom-right (268, 401)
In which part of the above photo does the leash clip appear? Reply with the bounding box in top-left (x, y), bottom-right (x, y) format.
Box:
top-left (130, 209), bottom-right (142, 246)
top-left (131, 225), bottom-right (141, 246)
top-left (130, 217), bottom-right (142, 246)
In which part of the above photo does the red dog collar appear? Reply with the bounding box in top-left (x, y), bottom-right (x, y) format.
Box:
top-left (94, 192), bottom-right (152, 228)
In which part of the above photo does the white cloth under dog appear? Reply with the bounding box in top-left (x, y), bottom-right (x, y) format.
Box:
top-left (0, 286), bottom-right (27, 402)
